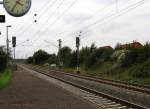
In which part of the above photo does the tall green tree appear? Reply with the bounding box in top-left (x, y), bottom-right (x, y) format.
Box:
top-left (58, 46), bottom-right (72, 67)
top-left (0, 47), bottom-right (7, 72)
top-left (33, 50), bottom-right (50, 65)
top-left (47, 54), bottom-right (58, 65)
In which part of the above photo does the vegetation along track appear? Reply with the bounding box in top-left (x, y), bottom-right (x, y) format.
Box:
top-left (27, 64), bottom-right (150, 95)
top-left (23, 64), bottom-right (149, 109)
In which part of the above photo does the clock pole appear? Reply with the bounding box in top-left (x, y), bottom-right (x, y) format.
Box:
top-left (0, 1), bottom-right (3, 4)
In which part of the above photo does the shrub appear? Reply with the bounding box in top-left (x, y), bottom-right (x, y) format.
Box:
top-left (132, 62), bottom-right (150, 78)
top-left (26, 56), bottom-right (33, 64)
top-left (0, 51), bottom-right (7, 72)
top-left (85, 48), bottom-right (113, 68)
top-left (121, 48), bottom-right (138, 67)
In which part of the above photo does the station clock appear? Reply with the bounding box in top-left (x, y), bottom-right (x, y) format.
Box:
top-left (3, 0), bottom-right (31, 17)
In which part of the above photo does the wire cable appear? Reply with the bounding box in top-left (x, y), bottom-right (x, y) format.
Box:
top-left (29, 0), bottom-right (78, 46)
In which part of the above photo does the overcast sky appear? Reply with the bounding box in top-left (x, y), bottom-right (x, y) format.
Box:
top-left (0, 0), bottom-right (150, 58)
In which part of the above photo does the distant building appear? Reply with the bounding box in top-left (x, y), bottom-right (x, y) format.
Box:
top-left (99, 45), bottom-right (113, 49)
top-left (117, 41), bottom-right (143, 49)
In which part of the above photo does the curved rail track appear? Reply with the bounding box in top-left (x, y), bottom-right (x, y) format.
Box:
top-left (27, 64), bottom-right (150, 95)
top-left (22, 64), bottom-right (150, 109)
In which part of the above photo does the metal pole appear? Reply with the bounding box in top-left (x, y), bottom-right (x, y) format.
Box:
top-left (76, 31), bottom-right (81, 73)
top-left (6, 27), bottom-right (9, 67)
top-left (13, 47), bottom-right (15, 62)
top-left (0, 1), bottom-right (3, 4)
top-left (58, 39), bottom-right (62, 67)
top-left (6, 25), bottom-right (11, 67)
top-left (77, 45), bottom-right (79, 73)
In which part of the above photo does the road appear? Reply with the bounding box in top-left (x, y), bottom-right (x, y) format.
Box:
top-left (0, 67), bottom-right (96, 109)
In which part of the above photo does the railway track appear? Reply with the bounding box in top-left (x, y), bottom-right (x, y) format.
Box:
top-left (27, 64), bottom-right (150, 95)
top-left (22, 64), bottom-right (149, 109)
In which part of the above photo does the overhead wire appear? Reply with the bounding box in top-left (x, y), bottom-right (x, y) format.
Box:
top-left (28, 0), bottom-right (66, 41)
top-left (82, 0), bottom-right (150, 37)
top-left (19, 0), bottom-right (114, 47)
top-left (20, 0), bottom-right (150, 58)
top-left (29, 0), bottom-right (78, 45)
top-left (16, 0), bottom-right (58, 39)
top-left (51, 0), bottom-right (124, 43)
top-left (22, 0), bottom-right (78, 58)
top-left (62, 0), bottom-right (150, 43)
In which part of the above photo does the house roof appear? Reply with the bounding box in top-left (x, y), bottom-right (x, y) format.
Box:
top-left (99, 45), bottom-right (113, 49)
top-left (119, 41), bottom-right (143, 49)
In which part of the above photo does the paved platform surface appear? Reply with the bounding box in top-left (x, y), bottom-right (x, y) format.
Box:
top-left (0, 67), bottom-right (96, 109)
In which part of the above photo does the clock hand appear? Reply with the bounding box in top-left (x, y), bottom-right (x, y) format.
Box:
top-left (11, 2), bottom-right (17, 12)
top-left (16, 1), bottom-right (23, 6)
top-left (11, 0), bottom-right (22, 12)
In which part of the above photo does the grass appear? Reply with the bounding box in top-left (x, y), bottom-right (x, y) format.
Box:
top-left (62, 61), bottom-right (150, 86)
top-left (0, 69), bottom-right (12, 89)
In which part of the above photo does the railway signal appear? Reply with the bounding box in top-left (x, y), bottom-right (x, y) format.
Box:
top-left (58, 39), bottom-right (62, 67)
top-left (12, 36), bottom-right (16, 65)
top-left (76, 31), bottom-right (81, 73)
top-left (0, 15), bottom-right (5, 23)
top-left (12, 36), bottom-right (16, 47)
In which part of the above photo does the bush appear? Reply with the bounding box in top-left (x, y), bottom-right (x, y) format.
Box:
top-left (121, 46), bottom-right (150, 67)
top-left (132, 62), bottom-right (150, 78)
top-left (47, 54), bottom-right (58, 65)
top-left (26, 56), bottom-right (33, 64)
top-left (85, 48), bottom-right (113, 68)
top-left (0, 51), bottom-right (7, 72)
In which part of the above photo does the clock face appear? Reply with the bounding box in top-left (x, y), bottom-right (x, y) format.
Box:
top-left (3, 0), bottom-right (31, 17)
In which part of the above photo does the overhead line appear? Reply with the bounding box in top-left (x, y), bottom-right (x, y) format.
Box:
top-left (60, 0), bottom-right (149, 45)
top-left (30, 0), bottom-right (66, 39)
top-left (16, 0), bottom-right (58, 38)
top-left (82, 0), bottom-right (149, 36)
top-left (30, 0), bottom-right (78, 45)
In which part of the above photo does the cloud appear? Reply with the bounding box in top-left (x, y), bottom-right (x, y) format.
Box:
top-left (63, 13), bottom-right (92, 25)
top-left (1, 0), bottom-right (150, 59)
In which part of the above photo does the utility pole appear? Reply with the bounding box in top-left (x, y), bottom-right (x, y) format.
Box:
top-left (6, 25), bottom-right (11, 67)
top-left (76, 31), bottom-right (81, 73)
top-left (58, 39), bottom-right (62, 67)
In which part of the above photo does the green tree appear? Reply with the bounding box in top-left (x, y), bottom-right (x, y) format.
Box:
top-left (79, 47), bottom-right (91, 64)
top-left (26, 56), bottom-right (33, 64)
top-left (33, 50), bottom-right (50, 65)
top-left (69, 51), bottom-right (77, 68)
top-left (58, 46), bottom-right (72, 67)
top-left (0, 48), bottom-right (7, 72)
top-left (121, 48), bottom-right (138, 67)
top-left (85, 47), bottom-right (113, 68)
top-left (47, 54), bottom-right (58, 65)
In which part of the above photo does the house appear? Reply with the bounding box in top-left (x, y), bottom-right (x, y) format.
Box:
top-left (117, 41), bottom-right (143, 49)
top-left (99, 45), bottom-right (113, 50)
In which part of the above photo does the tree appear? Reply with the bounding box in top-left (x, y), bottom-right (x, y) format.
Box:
top-left (115, 43), bottom-right (121, 50)
top-left (79, 46), bottom-right (91, 64)
top-left (121, 45), bottom-right (150, 67)
top-left (58, 46), bottom-right (72, 67)
top-left (26, 56), bottom-right (33, 64)
top-left (33, 50), bottom-right (50, 65)
top-left (85, 48), bottom-right (113, 68)
top-left (47, 54), bottom-right (58, 65)
top-left (0, 47), bottom-right (7, 72)
top-left (69, 51), bottom-right (77, 68)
